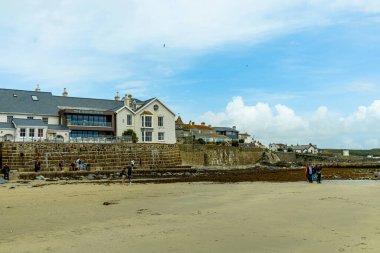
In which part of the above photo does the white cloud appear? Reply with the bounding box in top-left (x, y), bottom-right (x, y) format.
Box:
top-left (0, 0), bottom-right (379, 93)
top-left (200, 97), bottom-right (380, 149)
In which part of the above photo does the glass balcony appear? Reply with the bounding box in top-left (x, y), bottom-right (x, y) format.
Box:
top-left (66, 120), bottom-right (112, 127)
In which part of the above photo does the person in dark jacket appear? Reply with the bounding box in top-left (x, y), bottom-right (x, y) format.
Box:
top-left (316, 164), bottom-right (322, 184)
top-left (2, 164), bottom-right (10, 180)
top-left (34, 160), bottom-right (41, 172)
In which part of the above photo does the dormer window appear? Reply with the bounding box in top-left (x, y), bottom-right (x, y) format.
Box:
top-left (31, 95), bottom-right (39, 101)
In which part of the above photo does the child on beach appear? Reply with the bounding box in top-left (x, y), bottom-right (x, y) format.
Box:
top-left (120, 167), bottom-right (127, 185)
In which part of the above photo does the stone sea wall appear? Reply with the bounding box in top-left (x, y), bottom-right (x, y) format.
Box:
top-left (0, 142), bottom-right (182, 172)
top-left (178, 144), bottom-right (264, 166)
top-left (0, 142), bottom-right (265, 172)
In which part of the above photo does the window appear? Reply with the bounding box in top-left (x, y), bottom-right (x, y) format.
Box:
top-left (27, 116), bottom-right (34, 120)
top-left (158, 116), bottom-right (164, 127)
top-left (127, 115), bottom-right (132, 125)
top-left (7, 116), bottom-right (13, 123)
top-left (20, 128), bottom-right (26, 137)
top-left (141, 115), bottom-right (152, 128)
top-left (29, 128), bottom-right (35, 137)
top-left (42, 117), bottom-right (48, 124)
top-left (38, 129), bottom-right (43, 137)
top-left (158, 132), bottom-right (165, 141)
top-left (31, 95), bottom-right (39, 101)
top-left (142, 131), bottom-right (152, 142)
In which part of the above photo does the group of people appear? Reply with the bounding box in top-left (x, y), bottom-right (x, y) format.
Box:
top-left (305, 163), bottom-right (322, 183)
top-left (120, 159), bottom-right (135, 185)
top-left (69, 158), bottom-right (86, 171)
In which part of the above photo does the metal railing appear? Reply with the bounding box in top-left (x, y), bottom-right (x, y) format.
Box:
top-left (0, 135), bottom-right (133, 143)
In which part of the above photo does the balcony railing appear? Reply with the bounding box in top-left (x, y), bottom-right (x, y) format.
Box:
top-left (66, 120), bottom-right (112, 127)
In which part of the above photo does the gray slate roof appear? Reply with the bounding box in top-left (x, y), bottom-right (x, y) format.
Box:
top-left (292, 144), bottom-right (317, 150)
top-left (0, 122), bottom-right (14, 129)
top-left (12, 118), bottom-right (47, 127)
top-left (0, 88), bottom-right (154, 115)
top-left (214, 127), bottom-right (239, 132)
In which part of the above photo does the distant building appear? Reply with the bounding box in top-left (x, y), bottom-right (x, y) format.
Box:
top-left (290, 143), bottom-right (319, 154)
top-left (175, 117), bottom-right (232, 143)
top-left (214, 126), bottom-right (239, 142)
top-left (269, 143), bottom-right (288, 152)
top-left (239, 132), bottom-right (252, 143)
top-left (342, 150), bottom-right (350, 156)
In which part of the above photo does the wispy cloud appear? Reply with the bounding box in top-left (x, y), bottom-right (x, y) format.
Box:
top-left (1, 0), bottom-right (380, 97)
top-left (345, 81), bottom-right (378, 92)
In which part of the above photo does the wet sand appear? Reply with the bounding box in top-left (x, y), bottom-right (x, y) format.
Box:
top-left (1, 181), bottom-right (380, 253)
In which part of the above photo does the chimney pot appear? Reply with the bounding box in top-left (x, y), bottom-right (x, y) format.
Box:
top-left (62, 88), bottom-right (68, 96)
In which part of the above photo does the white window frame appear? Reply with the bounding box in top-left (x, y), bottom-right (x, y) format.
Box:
top-left (141, 115), bottom-right (153, 128)
top-left (29, 128), bottom-right (35, 137)
top-left (20, 128), bottom-right (26, 137)
top-left (142, 131), bottom-right (153, 142)
top-left (158, 132), bottom-right (165, 141)
top-left (38, 129), bottom-right (44, 137)
top-left (127, 114), bottom-right (132, 126)
top-left (158, 116), bottom-right (164, 127)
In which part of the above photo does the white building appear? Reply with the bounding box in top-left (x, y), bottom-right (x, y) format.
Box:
top-left (290, 143), bottom-right (319, 154)
top-left (0, 87), bottom-right (176, 144)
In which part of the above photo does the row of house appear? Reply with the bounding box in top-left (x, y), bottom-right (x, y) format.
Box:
top-left (174, 117), bottom-right (264, 146)
top-left (0, 86), bottom-right (176, 143)
top-left (175, 117), bottom-right (240, 144)
top-left (269, 143), bottom-right (319, 154)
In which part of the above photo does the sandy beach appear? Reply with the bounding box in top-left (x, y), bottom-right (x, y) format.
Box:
top-left (1, 181), bottom-right (379, 253)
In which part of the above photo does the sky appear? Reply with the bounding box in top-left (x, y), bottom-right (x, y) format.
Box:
top-left (1, 0), bottom-right (380, 149)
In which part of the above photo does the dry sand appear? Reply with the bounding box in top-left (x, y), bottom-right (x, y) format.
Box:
top-left (1, 181), bottom-right (379, 253)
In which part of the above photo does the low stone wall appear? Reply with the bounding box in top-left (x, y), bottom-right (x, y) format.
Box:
top-left (276, 152), bottom-right (297, 163)
top-left (179, 144), bottom-right (264, 166)
top-left (0, 142), bottom-right (182, 172)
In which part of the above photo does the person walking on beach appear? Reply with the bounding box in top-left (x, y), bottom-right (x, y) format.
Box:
top-left (2, 164), bottom-right (10, 180)
top-left (120, 167), bottom-right (127, 185)
top-left (128, 159), bottom-right (135, 185)
top-left (316, 164), bottom-right (322, 184)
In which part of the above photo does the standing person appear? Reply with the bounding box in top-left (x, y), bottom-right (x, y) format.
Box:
top-left (120, 167), bottom-right (127, 185)
top-left (308, 164), bottom-right (314, 183)
top-left (34, 160), bottom-right (41, 172)
top-left (305, 164), bottom-right (309, 182)
top-left (305, 163), bottom-right (313, 183)
top-left (312, 165), bottom-right (317, 182)
top-left (316, 164), bottom-right (322, 184)
top-left (75, 158), bottom-right (81, 171)
top-left (2, 164), bottom-right (10, 180)
top-left (128, 159), bottom-right (135, 185)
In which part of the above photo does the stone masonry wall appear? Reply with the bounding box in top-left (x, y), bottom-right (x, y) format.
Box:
top-left (179, 144), bottom-right (264, 166)
top-left (0, 142), bottom-right (182, 172)
top-left (276, 152), bottom-right (297, 163)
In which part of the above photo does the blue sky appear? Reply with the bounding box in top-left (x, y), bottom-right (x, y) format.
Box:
top-left (1, 0), bottom-right (380, 149)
